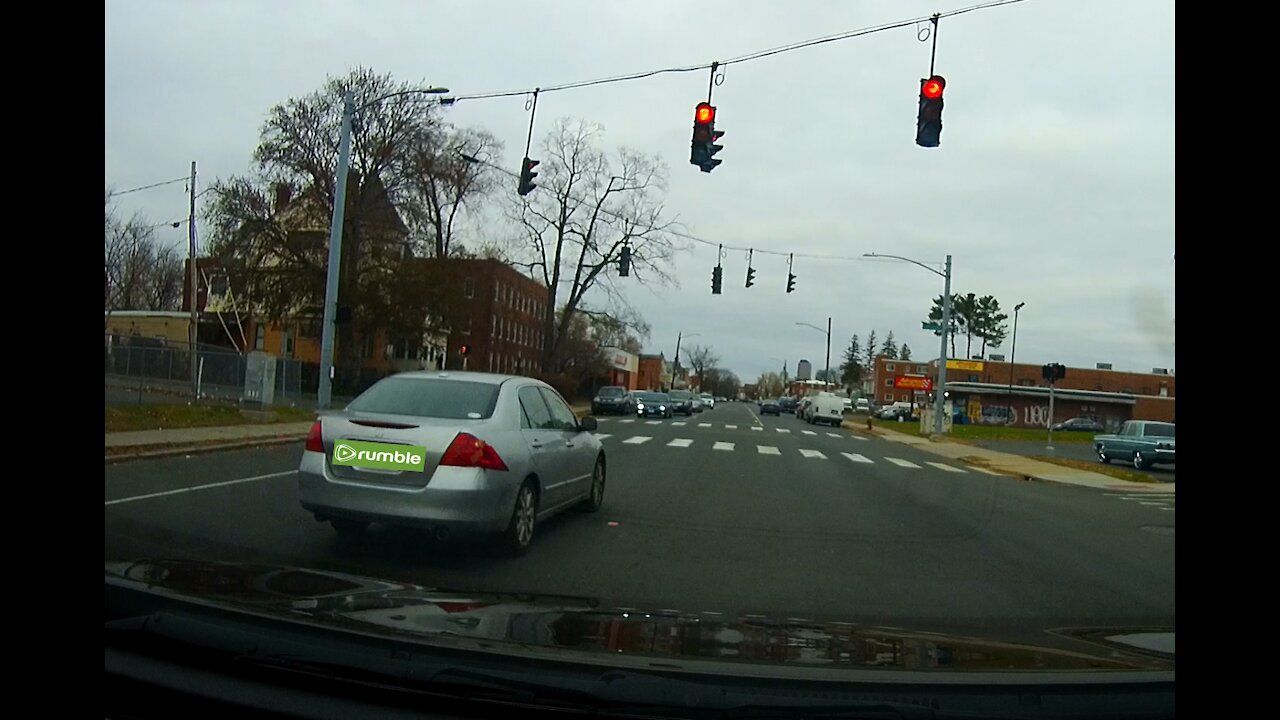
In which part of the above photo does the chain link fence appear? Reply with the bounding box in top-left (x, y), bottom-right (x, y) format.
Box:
top-left (105, 334), bottom-right (309, 406)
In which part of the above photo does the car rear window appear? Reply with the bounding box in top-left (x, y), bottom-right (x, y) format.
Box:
top-left (598, 386), bottom-right (625, 397)
top-left (346, 377), bottom-right (500, 419)
top-left (1145, 423), bottom-right (1175, 437)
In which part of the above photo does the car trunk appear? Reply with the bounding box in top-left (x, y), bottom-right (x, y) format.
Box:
top-left (322, 411), bottom-right (480, 488)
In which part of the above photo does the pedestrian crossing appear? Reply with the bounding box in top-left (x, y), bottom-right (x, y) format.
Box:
top-left (593, 433), bottom-right (975, 472)
top-left (1105, 492), bottom-right (1175, 510)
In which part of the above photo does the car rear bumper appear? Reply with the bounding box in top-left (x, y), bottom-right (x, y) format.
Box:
top-left (297, 451), bottom-right (519, 534)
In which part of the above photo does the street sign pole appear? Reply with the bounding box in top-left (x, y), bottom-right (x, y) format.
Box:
top-left (1046, 381), bottom-right (1056, 452)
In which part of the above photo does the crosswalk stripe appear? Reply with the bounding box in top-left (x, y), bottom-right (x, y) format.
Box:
top-left (841, 452), bottom-right (873, 463)
top-left (885, 457), bottom-right (921, 468)
top-left (757, 445), bottom-right (781, 455)
top-left (969, 467), bottom-right (1005, 475)
top-left (751, 426), bottom-right (763, 431)
top-left (925, 462), bottom-right (966, 473)
top-left (798, 449), bottom-right (827, 459)
top-left (671, 421), bottom-right (687, 426)
top-left (622, 436), bottom-right (651, 444)
top-left (849, 434), bottom-right (868, 441)
top-left (593, 434), bottom-right (612, 441)
top-left (827, 433), bottom-right (842, 438)
top-left (667, 438), bottom-right (693, 447)
top-left (619, 419), bottom-right (635, 424)
top-left (713, 441), bottom-right (734, 451)
top-left (646, 420), bottom-right (661, 425)
top-left (725, 424), bottom-right (738, 429)
top-left (697, 422), bottom-right (712, 427)
top-left (802, 430), bottom-right (817, 435)
top-left (776, 428), bottom-right (791, 433)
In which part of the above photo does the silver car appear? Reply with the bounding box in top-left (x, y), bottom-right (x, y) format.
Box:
top-left (298, 371), bottom-right (606, 556)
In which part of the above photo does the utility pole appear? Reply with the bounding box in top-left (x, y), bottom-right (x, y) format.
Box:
top-left (188, 161), bottom-right (198, 401)
top-left (936, 254), bottom-right (952, 438)
top-left (318, 90), bottom-right (355, 410)
top-left (825, 316), bottom-right (832, 390)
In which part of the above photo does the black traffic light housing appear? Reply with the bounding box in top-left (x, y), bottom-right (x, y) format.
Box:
top-left (517, 156), bottom-right (540, 196)
top-left (916, 75), bottom-right (946, 148)
top-left (690, 103), bottom-right (724, 173)
top-left (786, 273), bottom-right (796, 294)
top-left (618, 244), bottom-right (631, 277)
top-left (1041, 363), bottom-right (1066, 382)
top-left (711, 265), bottom-right (723, 294)
top-left (745, 266), bottom-right (756, 288)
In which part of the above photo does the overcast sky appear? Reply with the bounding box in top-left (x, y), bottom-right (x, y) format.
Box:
top-left (105, 0), bottom-right (1174, 384)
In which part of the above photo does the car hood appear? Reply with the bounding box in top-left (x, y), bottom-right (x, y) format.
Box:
top-left (105, 559), bottom-right (1172, 675)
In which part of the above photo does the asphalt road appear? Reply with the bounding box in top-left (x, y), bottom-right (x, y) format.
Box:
top-left (105, 401), bottom-right (1174, 636)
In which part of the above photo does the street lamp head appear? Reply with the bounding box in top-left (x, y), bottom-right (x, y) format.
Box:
top-left (1015, 302), bottom-right (1026, 311)
top-left (424, 86), bottom-right (450, 94)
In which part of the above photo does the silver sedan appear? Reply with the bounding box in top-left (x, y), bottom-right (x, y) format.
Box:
top-left (298, 371), bottom-right (605, 556)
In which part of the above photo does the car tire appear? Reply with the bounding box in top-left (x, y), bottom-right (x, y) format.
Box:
top-left (578, 456), bottom-right (606, 513)
top-left (498, 480), bottom-right (538, 557)
top-left (330, 519), bottom-right (369, 537)
top-left (1132, 451), bottom-right (1151, 470)
top-left (1097, 446), bottom-right (1109, 464)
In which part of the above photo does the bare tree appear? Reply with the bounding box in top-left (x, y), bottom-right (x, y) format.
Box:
top-left (685, 344), bottom-right (718, 384)
top-left (404, 126), bottom-right (503, 258)
top-left (506, 118), bottom-right (683, 373)
top-left (105, 194), bottom-right (185, 319)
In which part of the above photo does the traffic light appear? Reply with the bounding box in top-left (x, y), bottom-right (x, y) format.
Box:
top-left (711, 265), bottom-right (723, 294)
top-left (915, 75), bottom-right (946, 148)
top-left (1041, 363), bottom-right (1066, 382)
top-left (517, 156), bottom-right (540, 196)
top-left (786, 273), bottom-right (796, 294)
top-left (690, 102), bottom-right (724, 173)
top-left (458, 344), bottom-right (471, 357)
top-left (745, 266), bottom-right (756, 288)
top-left (618, 244), bottom-right (631, 277)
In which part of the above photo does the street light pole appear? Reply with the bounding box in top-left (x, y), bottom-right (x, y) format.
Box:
top-left (1009, 302), bottom-right (1025, 394)
top-left (863, 252), bottom-right (952, 437)
top-left (316, 86), bottom-right (449, 409)
top-left (671, 331), bottom-right (699, 390)
top-left (794, 318), bottom-right (832, 390)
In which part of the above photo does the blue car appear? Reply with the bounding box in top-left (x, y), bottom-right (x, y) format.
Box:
top-left (634, 391), bottom-right (673, 419)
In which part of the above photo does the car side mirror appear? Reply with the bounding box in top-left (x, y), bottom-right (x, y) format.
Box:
top-left (578, 416), bottom-right (598, 432)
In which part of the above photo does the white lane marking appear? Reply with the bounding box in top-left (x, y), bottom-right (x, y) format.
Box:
top-left (725, 424), bottom-right (738, 429)
top-left (925, 462), bottom-right (966, 473)
top-left (1160, 507), bottom-right (1175, 511)
top-left (593, 434), bottom-right (612, 441)
top-left (105, 470), bottom-right (296, 506)
top-left (849, 434), bottom-right (868, 440)
top-left (827, 432), bottom-right (842, 438)
top-left (622, 436), bottom-right (651, 444)
top-left (885, 457), bottom-right (921, 468)
top-left (841, 452), bottom-right (873, 463)
top-left (757, 445), bottom-right (782, 455)
top-left (698, 423), bottom-right (712, 428)
top-left (751, 426), bottom-right (763, 431)
top-left (619, 419), bottom-right (636, 424)
top-left (671, 421), bottom-right (687, 426)
top-left (713, 441), bottom-right (735, 451)
top-left (1138, 501), bottom-right (1170, 506)
top-left (802, 430), bottom-right (817, 435)
top-left (646, 420), bottom-right (662, 425)
top-left (667, 438), bottom-right (693, 447)
top-left (798, 449), bottom-right (827, 459)
top-left (969, 467), bottom-right (1005, 475)
top-left (776, 428), bottom-right (791, 434)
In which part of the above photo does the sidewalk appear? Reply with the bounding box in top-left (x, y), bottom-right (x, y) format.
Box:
top-left (105, 403), bottom-right (594, 462)
top-left (845, 421), bottom-right (1174, 493)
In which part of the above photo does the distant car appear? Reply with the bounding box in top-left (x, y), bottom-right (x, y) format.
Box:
top-left (591, 385), bottom-right (630, 415)
top-left (1095, 420), bottom-right (1175, 470)
top-left (700, 393), bottom-right (715, 409)
top-left (1052, 417), bottom-right (1104, 432)
top-left (759, 398), bottom-right (781, 415)
top-left (635, 391), bottom-right (674, 419)
top-left (690, 395), bottom-right (705, 413)
top-left (778, 397), bottom-right (798, 414)
top-left (298, 371), bottom-right (605, 557)
top-left (854, 398), bottom-right (870, 413)
top-left (667, 390), bottom-right (696, 416)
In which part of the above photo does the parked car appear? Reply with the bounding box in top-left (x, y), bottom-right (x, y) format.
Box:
top-left (690, 395), bottom-right (705, 413)
top-left (591, 385), bottom-right (630, 415)
top-left (667, 389), bottom-right (696, 416)
top-left (759, 398), bottom-right (781, 415)
top-left (1052, 417), bottom-right (1104, 432)
top-left (795, 397), bottom-right (815, 421)
top-left (806, 394), bottom-right (847, 427)
top-left (1094, 420), bottom-right (1175, 470)
top-left (700, 392), bottom-right (715, 410)
top-left (841, 397), bottom-right (853, 413)
top-left (778, 397), bottom-right (799, 414)
top-left (854, 398), bottom-right (870, 413)
top-left (877, 403), bottom-right (914, 420)
top-left (298, 371), bottom-right (605, 556)
top-left (635, 391), bottom-right (674, 419)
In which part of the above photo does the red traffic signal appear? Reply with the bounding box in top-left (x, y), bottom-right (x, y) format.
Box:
top-left (695, 102), bottom-right (716, 124)
top-left (922, 76), bottom-right (945, 100)
top-left (458, 344), bottom-right (471, 357)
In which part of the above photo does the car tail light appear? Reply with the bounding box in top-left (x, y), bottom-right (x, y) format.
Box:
top-left (439, 432), bottom-right (509, 471)
top-left (305, 421), bottom-right (325, 453)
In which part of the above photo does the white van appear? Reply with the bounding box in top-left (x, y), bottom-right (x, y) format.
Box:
top-left (854, 398), bottom-right (870, 413)
top-left (805, 393), bottom-right (846, 427)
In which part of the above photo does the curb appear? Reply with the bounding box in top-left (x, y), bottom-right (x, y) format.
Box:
top-left (105, 434), bottom-right (307, 464)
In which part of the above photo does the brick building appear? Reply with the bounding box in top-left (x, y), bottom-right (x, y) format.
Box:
top-left (636, 353), bottom-right (666, 391)
top-left (430, 257), bottom-right (550, 375)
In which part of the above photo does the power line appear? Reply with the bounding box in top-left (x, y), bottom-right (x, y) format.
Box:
top-left (447, 0), bottom-right (1026, 103)
top-left (107, 176), bottom-right (189, 196)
